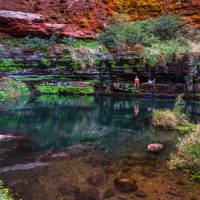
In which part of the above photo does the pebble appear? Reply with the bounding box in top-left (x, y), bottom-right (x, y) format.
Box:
top-left (135, 190), bottom-right (148, 198)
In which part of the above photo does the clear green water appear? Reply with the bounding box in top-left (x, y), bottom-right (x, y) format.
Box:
top-left (0, 96), bottom-right (199, 156)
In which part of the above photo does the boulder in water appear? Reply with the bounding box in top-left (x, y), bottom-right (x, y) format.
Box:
top-left (147, 144), bottom-right (164, 153)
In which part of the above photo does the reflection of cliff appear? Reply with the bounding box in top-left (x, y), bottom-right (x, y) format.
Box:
top-left (0, 0), bottom-right (200, 38)
top-left (0, 103), bottom-right (98, 151)
top-left (0, 96), bottom-right (197, 151)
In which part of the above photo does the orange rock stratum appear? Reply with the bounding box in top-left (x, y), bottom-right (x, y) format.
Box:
top-left (0, 0), bottom-right (200, 38)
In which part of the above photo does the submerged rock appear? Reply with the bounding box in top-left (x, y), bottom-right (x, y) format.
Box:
top-left (87, 172), bottom-right (109, 186)
top-left (147, 144), bottom-right (164, 153)
top-left (114, 172), bottom-right (138, 193)
top-left (0, 134), bottom-right (18, 142)
top-left (0, 132), bottom-right (31, 143)
top-left (135, 190), bottom-right (148, 198)
top-left (103, 188), bottom-right (115, 199)
top-left (57, 184), bottom-right (80, 196)
top-left (76, 186), bottom-right (100, 200)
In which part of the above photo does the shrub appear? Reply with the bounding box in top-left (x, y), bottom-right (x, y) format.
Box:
top-left (140, 38), bottom-right (189, 66)
top-left (60, 86), bottom-right (94, 95)
top-left (0, 91), bottom-right (7, 99)
top-left (0, 78), bottom-right (30, 100)
top-left (173, 94), bottom-right (186, 114)
top-left (124, 20), bottom-right (157, 47)
top-left (0, 180), bottom-right (14, 200)
top-left (0, 59), bottom-right (21, 72)
top-left (99, 15), bottom-right (188, 67)
top-left (36, 84), bottom-right (94, 95)
top-left (99, 25), bottom-right (125, 49)
top-left (169, 126), bottom-right (200, 180)
top-left (154, 15), bottom-right (183, 40)
top-left (115, 87), bottom-right (140, 94)
top-left (99, 15), bottom-right (184, 50)
top-left (23, 35), bottom-right (57, 51)
top-left (0, 59), bottom-right (15, 68)
top-left (99, 19), bottom-right (157, 49)
top-left (41, 59), bottom-right (52, 67)
top-left (152, 95), bottom-right (191, 130)
top-left (152, 109), bottom-right (180, 129)
top-left (62, 37), bottom-right (100, 49)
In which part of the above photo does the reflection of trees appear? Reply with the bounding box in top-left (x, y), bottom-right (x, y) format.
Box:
top-left (0, 96), bottom-right (197, 153)
top-left (0, 95), bottom-right (29, 112)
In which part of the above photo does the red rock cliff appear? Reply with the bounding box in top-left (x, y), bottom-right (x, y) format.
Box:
top-left (0, 0), bottom-right (200, 38)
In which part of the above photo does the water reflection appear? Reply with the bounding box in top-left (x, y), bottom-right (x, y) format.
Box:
top-left (133, 104), bottom-right (140, 116)
top-left (0, 95), bottom-right (199, 155)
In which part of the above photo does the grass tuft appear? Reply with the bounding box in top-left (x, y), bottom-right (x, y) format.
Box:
top-left (169, 125), bottom-right (200, 181)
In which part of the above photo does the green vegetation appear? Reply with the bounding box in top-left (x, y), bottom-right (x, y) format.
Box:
top-left (152, 94), bottom-right (195, 132)
top-left (0, 35), bottom-right (57, 51)
top-left (14, 76), bottom-right (71, 82)
top-left (24, 36), bottom-right (57, 51)
top-left (99, 15), bottom-right (189, 67)
top-left (0, 79), bottom-right (30, 100)
top-left (154, 15), bottom-right (183, 41)
top-left (140, 38), bottom-right (189, 66)
top-left (0, 59), bottom-right (21, 72)
top-left (41, 59), bottom-right (52, 67)
top-left (36, 84), bottom-right (94, 95)
top-left (152, 109), bottom-right (189, 130)
top-left (114, 87), bottom-right (140, 94)
top-left (99, 19), bottom-right (157, 49)
top-left (62, 38), bottom-right (100, 49)
top-left (175, 124), bottom-right (196, 134)
top-left (0, 180), bottom-right (14, 200)
top-left (195, 93), bottom-right (200, 98)
top-left (169, 126), bottom-right (200, 181)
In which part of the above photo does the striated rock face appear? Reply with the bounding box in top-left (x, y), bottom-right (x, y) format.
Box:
top-left (0, 0), bottom-right (113, 38)
top-left (0, 0), bottom-right (200, 38)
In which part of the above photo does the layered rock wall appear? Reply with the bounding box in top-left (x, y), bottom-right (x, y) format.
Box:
top-left (0, 0), bottom-right (200, 38)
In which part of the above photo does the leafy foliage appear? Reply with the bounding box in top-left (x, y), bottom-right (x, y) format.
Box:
top-left (99, 15), bottom-right (188, 67)
top-left (152, 95), bottom-right (192, 130)
top-left (23, 35), bottom-right (58, 51)
top-left (0, 59), bottom-right (21, 72)
top-left (154, 15), bottom-right (183, 40)
top-left (0, 180), bottom-right (14, 200)
top-left (174, 94), bottom-right (186, 114)
top-left (36, 84), bottom-right (95, 95)
top-left (114, 87), bottom-right (140, 94)
top-left (0, 79), bottom-right (30, 100)
top-left (99, 19), bottom-right (156, 49)
top-left (140, 38), bottom-right (189, 66)
top-left (169, 125), bottom-right (200, 181)
top-left (62, 37), bottom-right (100, 49)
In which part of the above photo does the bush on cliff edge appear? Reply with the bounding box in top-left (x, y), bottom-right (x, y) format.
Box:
top-left (99, 15), bottom-right (188, 66)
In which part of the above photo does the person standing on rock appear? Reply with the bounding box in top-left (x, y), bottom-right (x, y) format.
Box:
top-left (134, 75), bottom-right (140, 88)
